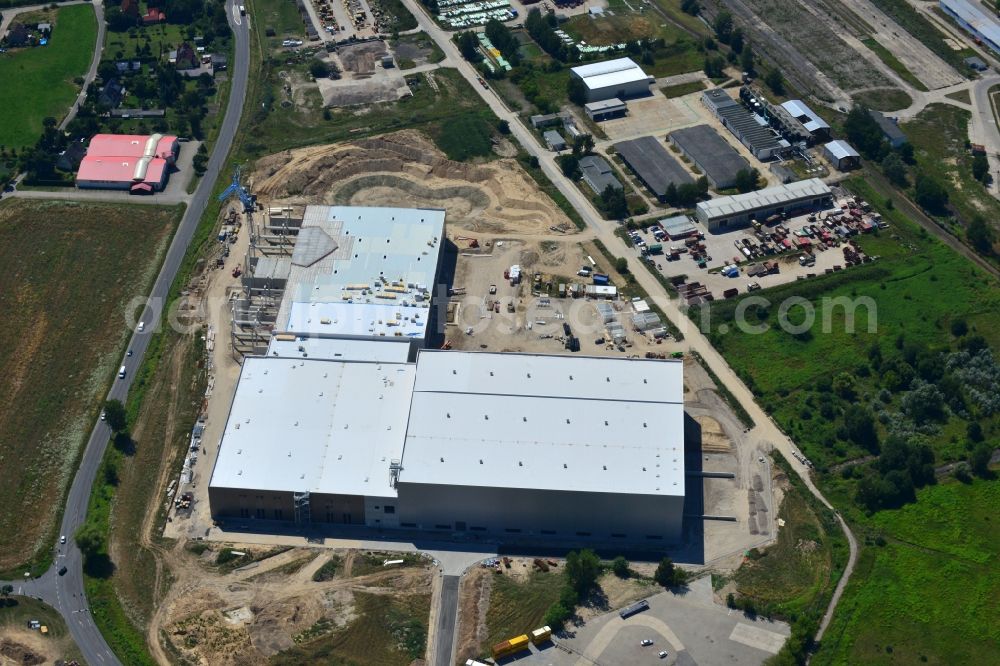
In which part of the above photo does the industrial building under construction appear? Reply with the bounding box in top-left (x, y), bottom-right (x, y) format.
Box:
top-left (209, 204), bottom-right (686, 543)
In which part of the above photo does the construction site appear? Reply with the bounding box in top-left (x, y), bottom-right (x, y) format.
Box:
top-left (137, 122), bottom-right (786, 664)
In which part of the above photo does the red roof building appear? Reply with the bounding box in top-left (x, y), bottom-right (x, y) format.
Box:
top-left (76, 133), bottom-right (179, 193)
top-left (142, 8), bottom-right (166, 24)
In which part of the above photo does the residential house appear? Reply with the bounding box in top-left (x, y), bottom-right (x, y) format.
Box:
top-left (174, 42), bottom-right (199, 71)
top-left (142, 8), bottom-right (166, 25)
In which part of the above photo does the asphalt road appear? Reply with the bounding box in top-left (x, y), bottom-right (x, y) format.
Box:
top-left (432, 575), bottom-right (460, 666)
top-left (0, 4), bottom-right (249, 664)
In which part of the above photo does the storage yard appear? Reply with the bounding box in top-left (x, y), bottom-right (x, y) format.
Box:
top-left (626, 188), bottom-right (886, 301)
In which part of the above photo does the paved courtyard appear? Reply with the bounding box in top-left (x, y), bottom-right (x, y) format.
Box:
top-left (500, 578), bottom-right (789, 666)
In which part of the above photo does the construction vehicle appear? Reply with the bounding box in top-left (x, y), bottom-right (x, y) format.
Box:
top-left (492, 634), bottom-right (530, 659)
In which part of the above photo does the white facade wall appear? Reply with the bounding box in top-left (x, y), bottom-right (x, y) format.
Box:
top-left (585, 79), bottom-right (649, 103)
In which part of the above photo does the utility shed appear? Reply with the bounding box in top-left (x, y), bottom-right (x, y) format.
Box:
top-left (669, 124), bottom-right (750, 189)
top-left (868, 109), bottom-right (908, 148)
top-left (585, 98), bottom-right (627, 121)
top-left (695, 178), bottom-right (833, 232)
top-left (396, 351), bottom-right (686, 542)
top-left (570, 57), bottom-right (653, 102)
top-left (614, 136), bottom-right (693, 202)
top-left (822, 140), bottom-right (861, 171)
top-left (544, 130), bottom-right (567, 151)
top-left (578, 155), bottom-right (622, 194)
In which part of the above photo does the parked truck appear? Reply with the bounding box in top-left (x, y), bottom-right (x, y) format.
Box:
top-left (645, 243), bottom-right (663, 255)
top-left (592, 273), bottom-right (610, 285)
top-left (531, 626), bottom-right (553, 644)
top-left (492, 634), bottom-right (531, 659)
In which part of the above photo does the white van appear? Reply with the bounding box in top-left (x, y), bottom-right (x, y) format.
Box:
top-left (118, 365), bottom-right (126, 378)
top-left (137, 321), bottom-right (145, 332)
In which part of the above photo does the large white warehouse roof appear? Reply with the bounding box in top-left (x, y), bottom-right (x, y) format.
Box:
top-left (400, 352), bottom-right (685, 497)
top-left (571, 57), bottom-right (650, 91)
top-left (209, 357), bottom-right (415, 497)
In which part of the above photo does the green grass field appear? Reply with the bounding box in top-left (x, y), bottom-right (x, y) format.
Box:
top-left (851, 88), bottom-right (913, 113)
top-left (814, 479), bottom-right (1000, 665)
top-left (698, 176), bottom-right (1000, 663)
top-left (0, 200), bottom-right (180, 576)
top-left (104, 23), bottom-right (186, 61)
top-left (270, 591), bottom-right (431, 665)
top-left (483, 571), bottom-right (565, 652)
top-left (254, 0), bottom-right (305, 44)
top-left (700, 184), bottom-right (1000, 471)
top-left (661, 80), bottom-right (705, 98)
top-left (734, 455), bottom-right (847, 618)
top-left (239, 67), bottom-right (499, 161)
top-left (0, 4), bottom-right (96, 148)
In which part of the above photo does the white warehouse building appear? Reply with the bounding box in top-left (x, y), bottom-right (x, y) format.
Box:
top-left (208, 205), bottom-right (687, 544)
top-left (208, 351), bottom-right (686, 542)
top-left (570, 57), bottom-right (653, 102)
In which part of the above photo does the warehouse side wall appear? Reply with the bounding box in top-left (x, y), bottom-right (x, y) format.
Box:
top-left (209, 487), bottom-right (367, 525)
top-left (395, 483), bottom-right (684, 543)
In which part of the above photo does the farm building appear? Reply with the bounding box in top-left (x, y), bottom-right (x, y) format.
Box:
top-left (822, 140), bottom-right (861, 171)
top-left (207, 351), bottom-right (686, 543)
top-left (578, 155), bottom-right (622, 194)
top-left (702, 89), bottom-right (785, 160)
top-left (614, 136), bottom-right (693, 202)
top-left (867, 110), bottom-right (908, 148)
top-left (695, 178), bottom-right (833, 232)
top-left (668, 124), bottom-right (750, 190)
top-left (209, 205), bottom-right (688, 544)
top-left (75, 133), bottom-right (179, 193)
top-left (585, 98), bottom-right (627, 121)
top-left (570, 58), bottom-right (653, 102)
top-left (940, 0), bottom-right (1000, 54)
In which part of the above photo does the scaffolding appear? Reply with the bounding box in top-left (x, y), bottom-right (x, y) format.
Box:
top-left (229, 206), bottom-right (303, 358)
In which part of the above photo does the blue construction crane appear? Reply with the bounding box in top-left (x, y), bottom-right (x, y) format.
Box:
top-left (218, 165), bottom-right (256, 212)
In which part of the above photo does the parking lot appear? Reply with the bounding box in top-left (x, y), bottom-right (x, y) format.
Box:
top-left (626, 193), bottom-right (884, 300)
top-left (500, 577), bottom-right (789, 665)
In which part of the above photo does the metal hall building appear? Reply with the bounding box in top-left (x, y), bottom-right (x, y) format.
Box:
top-left (570, 57), bottom-right (653, 102)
